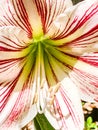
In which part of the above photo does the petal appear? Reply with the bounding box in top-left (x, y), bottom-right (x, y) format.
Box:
top-left (0, 26), bottom-right (33, 60)
top-left (0, 0), bottom-right (43, 38)
top-left (79, 52), bottom-right (98, 67)
top-left (0, 0), bottom-right (73, 38)
top-left (0, 27), bottom-right (37, 128)
top-left (0, 0), bottom-right (33, 37)
top-left (0, 26), bottom-right (32, 82)
top-left (69, 57), bottom-right (98, 102)
top-left (0, 66), bottom-right (38, 129)
top-left (43, 0), bottom-right (98, 103)
top-left (47, 0), bottom-right (98, 48)
top-left (34, 0), bottom-right (72, 34)
top-left (45, 78), bottom-right (84, 130)
top-left (19, 104), bottom-right (37, 128)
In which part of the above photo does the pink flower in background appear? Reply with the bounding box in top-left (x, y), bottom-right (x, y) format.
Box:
top-left (0, 0), bottom-right (98, 129)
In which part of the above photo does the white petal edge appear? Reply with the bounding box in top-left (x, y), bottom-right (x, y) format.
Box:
top-left (19, 104), bottom-right (37, 128)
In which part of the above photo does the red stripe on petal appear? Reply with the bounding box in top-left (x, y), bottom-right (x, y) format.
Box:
top-left (12, 0), bottom-right (32, 37)
top-left (0, 0), bottom-right (32, 37)
top-left (60, 88), bottom-right (82, 125)
top-left (79, 53), bottom-right (98, 67)
top-left (65, 4), bottom-right (98, 39)
top-left (33, 0), bottom-right (72, 34)
top-left (52, 82), bottom-right (84, 130)
top-left (69, 67), bottom-right (98, 102)
top-left (0, 80), bottom-right (17, 112)
top-left (65, 4), bottom-right (98, 37)
top-left (49, 1), bottom-right (98, 42)
top-left (54, 97), bottom-right (68, 129)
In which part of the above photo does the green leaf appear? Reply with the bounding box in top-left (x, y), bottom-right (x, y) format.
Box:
top-left (34, 118), bottom-right (41, 130)
top-left (34, 113), bottom-right (55, 130)
top-left (90, 123), bottom-right (98, 129)
top-left (87, 117), bottom-right (93, 125)
top-left (85, 117), bottom-right (93, 130)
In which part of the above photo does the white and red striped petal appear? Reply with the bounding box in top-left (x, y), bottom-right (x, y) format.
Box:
top-left (33, 0), bottom-right (72, 34)
top-left (0, 27), bottom-right (37, 129)
top-left (45, 78), bottom-right (84, 130)
top-left (0, 0), bottom-right (72, 38)
top-left (69, 58), bottom-right (98, 102)
top-left (0, 0), bottom-right (33, 38)
top-left (45, 0), bottom-right (98, 103)
top-left (0, 26), bottom-right (31, 81)
top-left (0, 0), bottom-right (44, 38)
top-left (47, 0), bottom-right (98, 46)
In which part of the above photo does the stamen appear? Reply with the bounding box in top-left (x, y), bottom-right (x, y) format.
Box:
top-left (32, 80), bottom-right (61, 115)
top-left (40, 78), bottom-right (46, 89)
top-left (33, 93), bottom-right (38, 104)
top-left (46, 83), bottom-right (61, 117)
top-left (48, 83), bottom-right (60, 98)
top-left (37, 79), bottom-right (47, 114)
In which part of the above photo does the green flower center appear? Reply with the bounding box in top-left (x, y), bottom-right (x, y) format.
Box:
top-left (20, 36), bottom-right (77, 113)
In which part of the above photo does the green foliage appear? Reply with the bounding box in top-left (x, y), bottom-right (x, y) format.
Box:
top-left (34, 113), bottom-right (55, 130)
top-left (84, 116), bottom-right (98, 130)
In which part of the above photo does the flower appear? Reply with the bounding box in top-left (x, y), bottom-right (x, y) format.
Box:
top-left (0, 0), bottom-right (98, 129)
